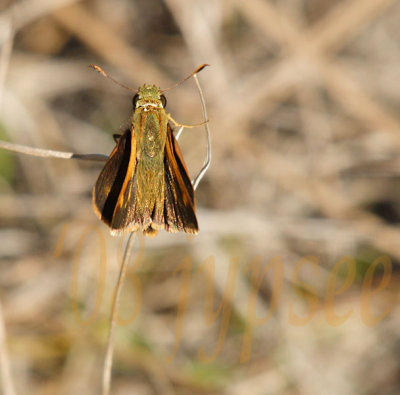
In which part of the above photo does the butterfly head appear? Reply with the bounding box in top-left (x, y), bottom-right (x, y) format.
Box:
top-left (133, 85), bottom-right (167, 110)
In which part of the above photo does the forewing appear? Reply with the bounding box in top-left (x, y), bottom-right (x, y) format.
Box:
top-left (163, 124), bottom-right (198, 234)
top-left (92, 128), bottom-right (138, 233)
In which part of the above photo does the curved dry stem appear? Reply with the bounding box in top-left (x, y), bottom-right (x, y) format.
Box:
top-left (102, 232), bottom-right (136, 395)
top-left (0, 140), bottom-right (108, 161)
top-left (174, 126), bottom-right (184, 140)
top-left (192, 73), bottom-right (211, 190)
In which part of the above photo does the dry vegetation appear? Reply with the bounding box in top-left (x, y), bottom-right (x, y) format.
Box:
top-left (1, 0), bottom-right (400, 394)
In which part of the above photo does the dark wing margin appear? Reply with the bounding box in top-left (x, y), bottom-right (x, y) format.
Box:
top-left (163, 124), bottom-right (198, 234)
top-left (92, 128), bottom-right (138, 233)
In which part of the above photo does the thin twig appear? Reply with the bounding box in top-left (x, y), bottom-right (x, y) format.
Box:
top-left (174, 126), bottom-right (184, 140)
top-left (0, 140), bottom-right (108, 161)
top-left (192, 73), bottom-right (211, 190)
top-left (102, 232), bottom-right (136, 395)
top-left (0, 300), bottom-right (17, 395)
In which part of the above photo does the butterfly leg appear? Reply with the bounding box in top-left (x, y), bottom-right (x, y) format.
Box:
top-left (167, 114), bottom-right (208, 129)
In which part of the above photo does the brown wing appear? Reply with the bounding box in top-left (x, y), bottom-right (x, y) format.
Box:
top-left (92, 128), bottom-right (138, 234)
top-left (163, 124), bottom-right (198, 234)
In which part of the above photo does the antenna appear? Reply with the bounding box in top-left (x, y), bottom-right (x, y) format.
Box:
top-left (161, 64), bottom-right (210, 93)
top-left (89, 65), bottom-right (137, 93)
top-left (89, 63), bottom-right (209, 94)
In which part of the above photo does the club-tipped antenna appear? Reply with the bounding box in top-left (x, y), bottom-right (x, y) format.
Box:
top-left (89, 64), bottom-right (137, 93)
top-left (161, 64), bottom-right (210, 93)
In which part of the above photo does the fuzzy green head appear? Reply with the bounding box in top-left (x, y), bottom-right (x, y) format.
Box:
top-left (133, 85), bottom-right (167, 109)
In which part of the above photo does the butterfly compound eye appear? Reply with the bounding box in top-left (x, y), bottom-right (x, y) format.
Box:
top-left (132, 94), bottom-right (139, 108)
top-left (161, 95), bottom-right (167, 108)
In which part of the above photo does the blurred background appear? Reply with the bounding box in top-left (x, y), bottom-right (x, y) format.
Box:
top-left (1, 0), bottom-right (400, 394)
